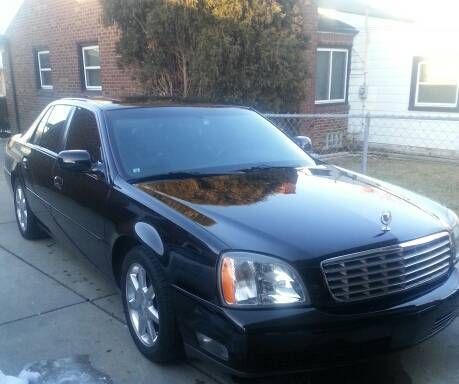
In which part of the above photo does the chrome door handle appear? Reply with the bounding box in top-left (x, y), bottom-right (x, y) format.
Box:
top-left (22, 157), bottom-right (28, 169)
top-left (53, 175), bottom-right (63, 190)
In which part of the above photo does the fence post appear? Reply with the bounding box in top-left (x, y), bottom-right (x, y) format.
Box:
top-left (361, 112), bottom-right (371, 174)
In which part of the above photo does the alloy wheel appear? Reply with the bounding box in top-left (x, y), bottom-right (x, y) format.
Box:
top-left (15, 185), bottom-right (28, 232)
top-left (125, 263), bottom-right (160, 347)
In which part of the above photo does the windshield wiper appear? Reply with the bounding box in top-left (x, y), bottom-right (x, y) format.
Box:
top-left (236, 164), bottom-right (300, 173)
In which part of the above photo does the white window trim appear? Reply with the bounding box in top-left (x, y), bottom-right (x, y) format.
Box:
top-left (37, 50), bottom-right (52, 90)
top-left (414, 60), bottom-right (458, 108)
top-left (82, 45), bottom-right (102, 91)
top-left (315, 48), bottom-right (349, 105)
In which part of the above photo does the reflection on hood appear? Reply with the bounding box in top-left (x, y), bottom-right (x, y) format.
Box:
top-left (137, 168), bottom-right (299, 207)
top-left (134, 165), bottom-right (447, 256)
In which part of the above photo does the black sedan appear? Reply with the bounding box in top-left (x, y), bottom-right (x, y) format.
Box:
top-left (3, 98), bottom-right (459, 377)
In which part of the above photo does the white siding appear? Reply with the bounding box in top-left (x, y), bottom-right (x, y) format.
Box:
top-left (321, 10), bottom-right (459, 154)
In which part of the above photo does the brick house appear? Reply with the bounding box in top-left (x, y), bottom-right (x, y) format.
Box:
top-left (1, 0), bottom-right (357, 150)
top-left (301, 12), bottom-right (357, 149)
top-left (1, 0), bottom-right (143, 133)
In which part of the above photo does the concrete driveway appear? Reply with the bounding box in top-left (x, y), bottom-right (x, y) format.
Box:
top-left (0, 139), bottom-right (458, 384)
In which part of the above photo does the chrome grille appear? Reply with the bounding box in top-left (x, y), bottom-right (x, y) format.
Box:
top-left (321, 232), bottom-right (453, 302)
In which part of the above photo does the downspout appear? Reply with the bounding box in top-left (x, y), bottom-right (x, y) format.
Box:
top-left (362, 6), bottom-right (369, 115)
top-left (358, 6), bottom-right (369, 143)
top-left (5, 39), bottom-right (20, 133)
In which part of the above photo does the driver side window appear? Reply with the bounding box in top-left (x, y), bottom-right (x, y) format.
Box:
top-left (65, 107), bottom-right (102, 163)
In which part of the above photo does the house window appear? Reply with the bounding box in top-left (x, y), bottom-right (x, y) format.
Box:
top-left (326, 132), bottom-right (343, 149)
top-left (412, 58), bottom-right (458, 109)
top-left (316, 48), bottom-right (348, 104)
top-left (37, 50), bottom-right (52, 89)
top-left (82, 45), bottom-right (101, 90)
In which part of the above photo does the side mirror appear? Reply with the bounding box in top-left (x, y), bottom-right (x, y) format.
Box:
top-left (57, 150), bottom-right (92, 172)
top-left (293, 136), bottom-right (313, 152)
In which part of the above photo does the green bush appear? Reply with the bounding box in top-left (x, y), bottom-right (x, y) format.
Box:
top-left (103, 0), bottom-right (309, 112)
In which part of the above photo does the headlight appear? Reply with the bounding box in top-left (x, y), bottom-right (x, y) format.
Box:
top-left (447, 210), bottom-right (459, 263)
top-left (219, 252), bottom-right (308, 306)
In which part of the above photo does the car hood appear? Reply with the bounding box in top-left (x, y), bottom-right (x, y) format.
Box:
top-left (135, 166), bottom-right (450, 262)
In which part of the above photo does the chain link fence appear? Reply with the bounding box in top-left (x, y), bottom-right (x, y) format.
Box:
top-left (265, 113), bottom-right (459, 213)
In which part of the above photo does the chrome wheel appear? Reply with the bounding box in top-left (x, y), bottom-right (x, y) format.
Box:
top-left (126, 263), bottom-right (159, 347)
top-left (15, 185), bottom-right (28, 232)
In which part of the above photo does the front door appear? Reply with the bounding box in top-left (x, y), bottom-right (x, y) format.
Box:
top-left (51, 107), bottom-right (110, 272)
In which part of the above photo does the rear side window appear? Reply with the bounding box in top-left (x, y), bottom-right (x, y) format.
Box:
top-left (65, 107), bottom-right (102, 163)
top-left (38, 105), bottom-right (73, 153)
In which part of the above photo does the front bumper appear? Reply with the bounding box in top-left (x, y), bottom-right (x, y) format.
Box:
top-left (174, 267), bottom-right (459, 377)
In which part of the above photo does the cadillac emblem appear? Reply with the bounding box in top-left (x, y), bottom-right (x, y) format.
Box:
top-left (381, 211), bottom-right (392, 232)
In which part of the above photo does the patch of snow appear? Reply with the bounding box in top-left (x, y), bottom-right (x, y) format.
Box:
top-left (0, 370), bottom-right (40, 384)
top-left (1, 356), bottom-right (111, 384)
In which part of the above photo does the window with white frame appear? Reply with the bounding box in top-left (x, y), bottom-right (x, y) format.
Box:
top-left (413, 59), bottom-right (458, 108)
top-left (37, 50), bottom-right (52, 89)
top-left (82, 45), bottom-right (101, 90)
top-left (315, 48), bottom-right (348, 104)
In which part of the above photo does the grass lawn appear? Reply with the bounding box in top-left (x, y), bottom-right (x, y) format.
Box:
top-left (330, 154), bottom-right (459, 214)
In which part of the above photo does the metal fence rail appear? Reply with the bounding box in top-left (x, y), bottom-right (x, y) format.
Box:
top-left (265, 113), bottom-right (459, 166)
top-left (265, 112), bottom-right (459, 212)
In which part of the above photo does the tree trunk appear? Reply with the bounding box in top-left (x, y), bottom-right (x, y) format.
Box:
top-left (181, 51), bottom-right (188, 97)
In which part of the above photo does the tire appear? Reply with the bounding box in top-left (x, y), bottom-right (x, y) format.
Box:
top-left (121, 245), bottom-right (183, 363)
top-left (13, 180), bottom-right (46, 240)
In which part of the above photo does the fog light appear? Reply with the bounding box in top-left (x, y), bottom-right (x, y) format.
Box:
top-left (196, 332), bottom-right (229, 361)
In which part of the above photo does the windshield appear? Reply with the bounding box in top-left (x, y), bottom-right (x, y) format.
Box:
top-left (106, 107), bottom-right (315, 180)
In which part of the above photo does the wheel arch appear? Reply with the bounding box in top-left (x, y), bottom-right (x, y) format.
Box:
top-left (111, 222), bottom-right (165, 286)
top-left (111, 236), bottom-right (140, 287)
top-left (10, 163), bottom-right (21, 189)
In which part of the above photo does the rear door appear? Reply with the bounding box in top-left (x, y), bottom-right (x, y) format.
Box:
top-left (27, 104), bottom-right (73, 231)
top-left (51, 107), bottom-right (110, 272)
top-left (21, 106), bottom-right (53, 220)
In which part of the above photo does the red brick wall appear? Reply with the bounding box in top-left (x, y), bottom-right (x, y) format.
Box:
top-left (297, 25), bottom-right (356, 151)
top-left (317, 30), bottom-right (355, 47)
top-left (4, 0), bottom-right (143, 132)
top-left (299, 0), bottom-right (319, 114)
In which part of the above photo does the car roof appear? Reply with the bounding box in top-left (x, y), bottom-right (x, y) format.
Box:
top-left (55, 97), bottom-right (251, 111)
